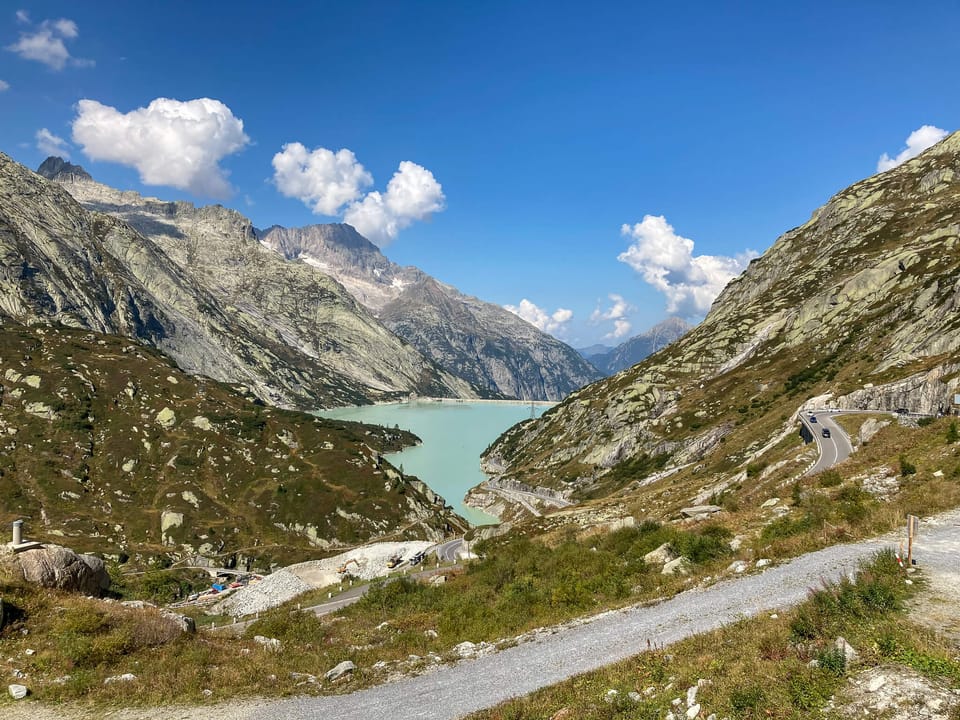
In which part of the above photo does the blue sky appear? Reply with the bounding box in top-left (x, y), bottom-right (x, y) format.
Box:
top-left (2, 2), bottom-right (958, 347)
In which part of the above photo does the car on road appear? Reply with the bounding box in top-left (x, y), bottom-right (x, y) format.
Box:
top-left (822, 428), bottom-right (831, 438)
top-left (809, 415), bottom-right (817, 423)
top-left (409, 551), bottom-right (426, 566)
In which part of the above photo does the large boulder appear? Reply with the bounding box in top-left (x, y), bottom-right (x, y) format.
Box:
top-left (8, 545), bottom-right (111, 596)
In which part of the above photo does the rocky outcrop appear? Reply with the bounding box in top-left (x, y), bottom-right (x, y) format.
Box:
top-left (0, 153), bottom-right (475, 409)
top-left (483, 130), bottom-right (960, 507)
top-left (36, 156), bottom-right (92, 182)
top-left (4, 544), bottom-right (111, 596)
top-left (584, 317), bottom-right (692, 375)
top-left (259, 224), bottom-right (601, 401)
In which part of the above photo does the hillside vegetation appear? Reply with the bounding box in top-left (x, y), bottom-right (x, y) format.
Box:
top-left (0, 322), bottom-right (465, 567)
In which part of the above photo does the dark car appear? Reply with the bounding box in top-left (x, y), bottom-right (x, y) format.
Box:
top-left (809, 415), bottom-right (817, 423)
top-left (822, 428), bottom-right (831, 438)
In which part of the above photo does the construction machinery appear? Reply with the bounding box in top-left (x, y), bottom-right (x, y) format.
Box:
top-left (338, 558), bottom-right (364, 575)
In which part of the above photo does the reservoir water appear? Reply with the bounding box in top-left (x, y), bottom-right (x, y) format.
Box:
top-left (321, 400), bottom-right (551, 526)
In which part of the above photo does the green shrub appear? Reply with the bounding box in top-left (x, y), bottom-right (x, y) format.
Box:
top-left (788, 668), bottom-right (833, 710)
top-left (245, 608), bottom-right (327, 645)
top-left (816, 646), bottom-right (846, 676)
top-left (818, 470), bottom-right (842, 488)
top-left (946, 421), bottom-right (958, 444)
top-left (730, 684), bottom-right (766, 714)
top-left (899, 454), bottom-right (917, 476)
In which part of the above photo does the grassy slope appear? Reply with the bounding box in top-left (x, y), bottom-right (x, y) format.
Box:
top-left (0, 322), bottom-right (466, 567)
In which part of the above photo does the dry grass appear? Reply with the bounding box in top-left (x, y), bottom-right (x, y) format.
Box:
top-left (467, 553), bottom-right (960, 720)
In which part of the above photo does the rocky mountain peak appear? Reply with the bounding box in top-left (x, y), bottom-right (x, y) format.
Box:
top-left (1, 152), bottom-right (476, 408)
top-left (261, 223), bottom-right (600, 401)
top-left (36, 155), bottom-right (92, 182)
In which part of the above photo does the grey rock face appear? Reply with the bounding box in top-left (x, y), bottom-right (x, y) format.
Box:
top-left (0, 153), bottom-right (474, 408)
top-left (36, 156), bottom-right (92, 182)
top-left (8, 544), bottom-right (111, 596)
top-left (260, 224), bottom-right (601, 401)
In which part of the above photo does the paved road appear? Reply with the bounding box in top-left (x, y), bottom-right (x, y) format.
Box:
top-left (231, 509), bottom-right (960, 720)
top-left (800, 410), bottom-right (854, 475)
top-left (432, 538), bottom-right (464, 563)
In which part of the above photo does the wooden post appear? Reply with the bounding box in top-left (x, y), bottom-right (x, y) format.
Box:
top-left (906, 514), bottom-right (919, 565)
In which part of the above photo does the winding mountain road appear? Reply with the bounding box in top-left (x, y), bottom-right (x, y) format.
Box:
top-left (800, 410), bottom-right (855, 475)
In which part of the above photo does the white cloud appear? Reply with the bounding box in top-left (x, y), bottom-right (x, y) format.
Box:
top-left (504, 299), bottom-right (574, 337)
top-left (36, 127), bottom-right (70, 158)
top-left (272, 144), bottom-right (372, 215)
top-left (343, 161), bottom-right (445, 245)
top-left (6, 15), bottom-right (89, 70)
top-left (877, 125), bottom-right (949, 172)
top-left (0, 80), bottom-right (9, 92)
top-left (618, 215), bottom-right (755, 317)
top-left (72, 97), bottom-right (249, 198)
top-left (272, 143), bottom-right (445, 246)
top-left (591, 294), bottom-right (633, 339)
top-left (611, 319), bottom-right (631, 339)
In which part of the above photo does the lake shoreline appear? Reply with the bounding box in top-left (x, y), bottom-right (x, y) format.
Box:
top-left (317, 401), bottom-right (554, 526)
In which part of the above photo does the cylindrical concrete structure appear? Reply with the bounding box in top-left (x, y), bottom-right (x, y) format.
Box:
top-left (12, 520), bottom-right (22, 545)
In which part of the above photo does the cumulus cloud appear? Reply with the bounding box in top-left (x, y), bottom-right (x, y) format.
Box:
top-left (504, 299), bottom-right (573, 336)
top-left (272, 142), bottom-right (445, 246)
top-left (0, 80), bottom-right (9, 92)
top-left (272, 144), bottom-right (372, 215)
top-left (618, 215), bottom-right (755, 318)
top-left (6, 15), bottom-right (90, 70)
top-left (343, 161), bottom-right (445, 245)
top-left (72, 98), bottom-right (249, 198)
top-left (591, 294), bottom-right (633, 339)
top-left (36, 127), bottom-right (70, 158)
top-left (877, 125), bottom-right (949, 172)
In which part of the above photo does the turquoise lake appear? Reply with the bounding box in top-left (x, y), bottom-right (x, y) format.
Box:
top-left (320, 400), bottom-right (551, 526)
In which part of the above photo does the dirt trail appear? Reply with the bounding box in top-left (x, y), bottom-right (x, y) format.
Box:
top-left (4, 509), bottom-right (959, 720)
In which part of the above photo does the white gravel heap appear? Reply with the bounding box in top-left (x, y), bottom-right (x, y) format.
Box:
top-left (214, 569), bottom-right (311, 617)
top-left (211, 541), bottom-right (435, 617)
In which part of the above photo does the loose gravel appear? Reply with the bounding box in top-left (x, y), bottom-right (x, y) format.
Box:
top-left (5, 510), bottom-right (958, 720)
top-left (213, 569), bottom-right (312, 618)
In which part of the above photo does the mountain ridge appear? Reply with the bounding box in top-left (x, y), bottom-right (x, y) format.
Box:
top-left (583, 317), bottom-right (692, 375)
top-left (477, 131), bottom-right (960, 515)
top-left (260, 223), bottom-right (601, 400)
top-left (0, 154), bottom-right (480, 408)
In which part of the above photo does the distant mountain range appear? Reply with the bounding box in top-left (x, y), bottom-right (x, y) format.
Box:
top-left (578, 317), bottom-right (692, 375)
top-left (259, 224), bottom-right (601, 400)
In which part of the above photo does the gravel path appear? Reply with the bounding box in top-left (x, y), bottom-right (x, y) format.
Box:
top-left (238, 509), bottom-right (959, 720)
top-left (6, 509), bottom-right (958, 720)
